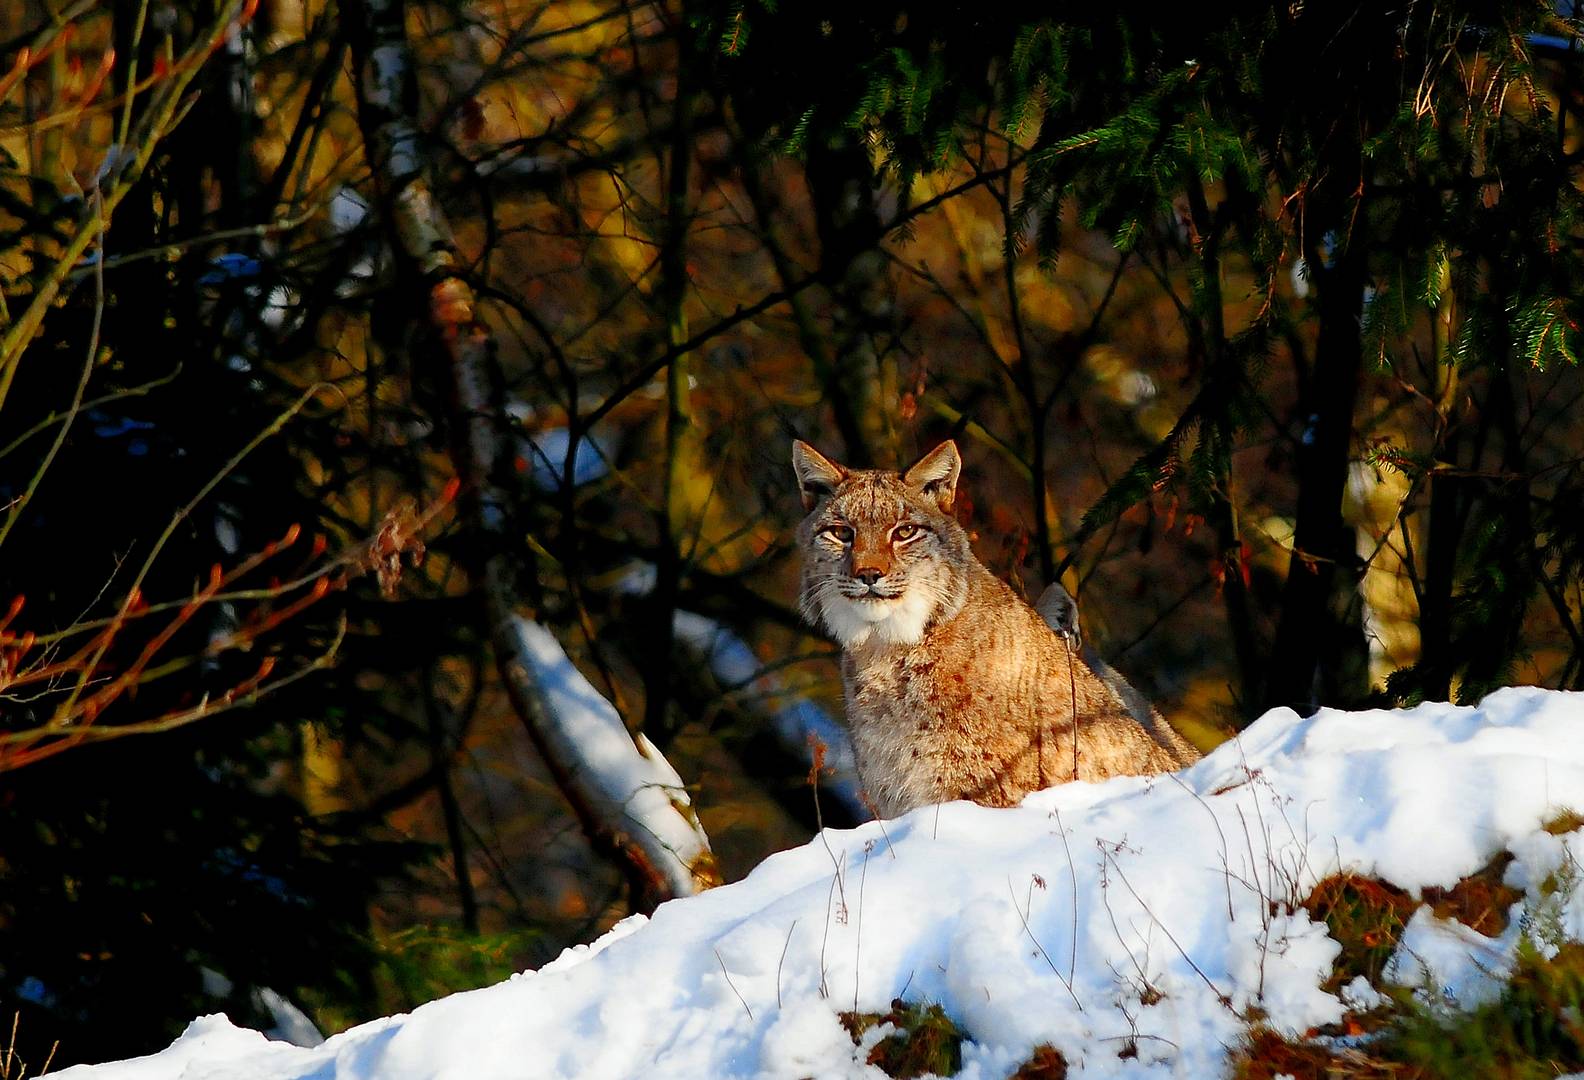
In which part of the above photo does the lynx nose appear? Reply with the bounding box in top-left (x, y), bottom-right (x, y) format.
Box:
top-left (853, 567), bottom-right (884, 587)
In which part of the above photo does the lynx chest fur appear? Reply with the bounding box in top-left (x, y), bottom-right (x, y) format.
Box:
top-left (793, 439), bottom-right (1196, 817)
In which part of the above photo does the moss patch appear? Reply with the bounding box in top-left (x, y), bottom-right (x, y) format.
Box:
top-left (839, 998), bottom-right (964, 1079)
top-left (1233, 943), bottom-right (1584, 1079)
top-left (1382, 940), bottom-right (1584, 1078)
top-left (1229, 1028), bottom-right (1405, 1079)
top-left (1302, 873), bottom-right (1418, 991)
top-left (1303, 857), bottom-right (1525, 994)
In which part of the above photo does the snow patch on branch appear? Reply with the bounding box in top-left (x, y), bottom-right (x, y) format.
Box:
top-left (510, 619), bottom-right (712, 892)
top-left (672, 611), bottom-right (863, 817)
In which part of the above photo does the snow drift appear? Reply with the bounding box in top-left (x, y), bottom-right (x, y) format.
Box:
top-left (56, 687), bottom-right (1584, 1078)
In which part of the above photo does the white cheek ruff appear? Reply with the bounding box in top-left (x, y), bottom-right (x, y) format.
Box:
top-left (819, 588), bottom-right (936, 648)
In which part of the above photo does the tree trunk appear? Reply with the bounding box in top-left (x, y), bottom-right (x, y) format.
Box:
top-left (1263, 247), bottom-right (1368, 714)
top-left (346, 0), bottom-right (717, 905)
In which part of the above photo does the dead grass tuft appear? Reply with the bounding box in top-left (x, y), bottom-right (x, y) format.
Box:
top-left (839, 998), bottom-right (964, 1079)
top-left (1421, 853), bottom-right (1522, 937)
top-left (1009, 1043), bottom-right (1068, 1079)
top-left (1543, 808), bottom-right (1584, 836)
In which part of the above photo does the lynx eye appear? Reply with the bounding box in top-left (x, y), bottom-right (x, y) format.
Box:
top-left (824, 524), bottom-right (854, 544)
top-left (893, 523), bottom-right (920, 541)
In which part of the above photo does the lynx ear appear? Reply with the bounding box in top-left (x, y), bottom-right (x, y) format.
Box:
top-left (792, 441), bottom-right (848, 511)
top-left (1035, 583), bottom-right (1082, 649)
top-left (903, 440), bottom-right (961, 512)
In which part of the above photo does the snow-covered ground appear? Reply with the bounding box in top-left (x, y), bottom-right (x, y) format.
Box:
top-left (57, 688), bottom-right (1584, 1079)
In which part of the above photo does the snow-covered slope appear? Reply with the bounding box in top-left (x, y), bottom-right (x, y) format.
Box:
top-left (57, 688), bottom-right (1584, 1079)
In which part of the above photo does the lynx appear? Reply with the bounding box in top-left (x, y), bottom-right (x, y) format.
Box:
top-left (793, 439), bottom-right (1199, 817)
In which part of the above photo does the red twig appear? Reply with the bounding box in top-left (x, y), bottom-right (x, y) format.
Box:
top-left (0, 482), bottom-right (456, 771)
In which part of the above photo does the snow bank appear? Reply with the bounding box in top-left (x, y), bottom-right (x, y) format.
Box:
top-left (56, 688), bottom-right (1584, 1078)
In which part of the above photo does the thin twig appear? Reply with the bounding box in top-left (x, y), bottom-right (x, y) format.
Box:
top-left (50, 385), bottom-right (327, 724)
top-left (776, 919), bottom-right (797, 1009)
top-left (714, 948), bottom-right (754, 1022)
top-left (1, 617), bottom-right (346, 769)
top-left (854, 843), bottom-right (871, 1012)
top-left (1097, 849), bottom-right (1154, 992)
top-left (1064, 635), bottom-right (1080, 782)
top-left (819, 871), bottom-right (838, 998)
top-left (1101, 843), bottom-right (1234, 1010)
top-left (0, 186), bottom-right (105, 552)
top-left (1052, 806), bottom-right (1080, 987)
top-left (0, 366), bottom-right (180, 464)
top-left (1168, 772), bottom-right (1236, 922)
top-left (1007, 874), bottom-right (1084, 1012)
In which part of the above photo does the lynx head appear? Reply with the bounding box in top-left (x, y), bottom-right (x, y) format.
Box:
top-left (792, 440), bottom-right (973, 648)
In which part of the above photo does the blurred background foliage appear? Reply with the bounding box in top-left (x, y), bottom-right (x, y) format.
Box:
top-left (2, 0), bottom-right (1584, 1066)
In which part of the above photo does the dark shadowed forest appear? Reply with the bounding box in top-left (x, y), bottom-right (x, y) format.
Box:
top-left (4, 0), bottom-right (1584, 1067)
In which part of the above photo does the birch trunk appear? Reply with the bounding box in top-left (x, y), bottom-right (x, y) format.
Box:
top-left (346, 0), bottom-right (717, 903)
